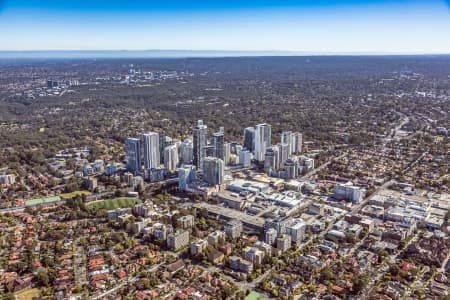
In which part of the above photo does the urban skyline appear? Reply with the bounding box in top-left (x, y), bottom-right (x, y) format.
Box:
top-left (0, 2), bottom-right (449, 298)
top-left (0, 54), bottom-right (448, 300)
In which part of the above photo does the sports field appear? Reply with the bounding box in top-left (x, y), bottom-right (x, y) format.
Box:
top-left (25, 196), bottom-right (61, 206)
top-left (85, 197), bottom-right (141, 210)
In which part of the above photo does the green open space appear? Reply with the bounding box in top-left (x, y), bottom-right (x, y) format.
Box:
top-left (245, 292), bottom-right (268, 300)
top-left (85, 197), bottom-right (141, 210)
top-left (60, 190), bottom-right (92, 199)
top-left (25, 196), bottom-right (61, 207)
top-left (15, 288), bottom-right (40, 300)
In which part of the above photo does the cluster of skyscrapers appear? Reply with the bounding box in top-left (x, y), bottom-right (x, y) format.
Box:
top-left (263, 129), bottom-right (311, 179)
top-left (244, 125), bottom-right (310, 179)
top-left (125, 120), bottom-right (307, 188)
top-left (125, 132), bottom-right (181, 177)
top-left (124, 120), bottom-right (226, 186)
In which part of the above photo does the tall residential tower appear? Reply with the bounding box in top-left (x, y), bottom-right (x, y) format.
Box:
top-left (243, 127), bottom-right (255, 152)
top-left (291, 132), bottom-right (303, 154)
top-left (254, 123), bottom-right (272, 162)
top-left (212, 127), bottom-right (225, 162)
top-left (193, 120), bottom-right (208, 170)
top-left (164, 144), bottom-right (179, 172)
top-left (143, 132), bottom-right (160, 169)
top-left (125, 138), bottom-right (141, 174)
top-left (202, 157), bottom-right (225, 186)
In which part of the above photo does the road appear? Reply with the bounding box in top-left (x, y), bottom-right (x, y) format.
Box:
top-left (353, 179), bottom-right (394, 213)
top-left (403, 266), bottom-right (429, 299)
top-left (403, 151), bottom-right (428, 174)
top-left (89, 263), bottom-right (163, 300)
top-left (199, 261), bottom-right (273, 293)
top-left (301, 152), bottom-right (347, 180)
top-left (73, 241), bottom-right (87, 287)
top-left (391, 115), bottom-right (410, 140)
top-left (0, 206), bottom-right (25, 214)
top-left (381, 113), bottom-right (408, 146)
top-left (246, 175), bottom-right (395, 297)
top-left (364, 234), bottom-right (419, 296)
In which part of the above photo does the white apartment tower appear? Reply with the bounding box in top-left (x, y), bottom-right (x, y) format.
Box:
top-left (164, 144), bottom-right (179, 172)
top-left (281, 130), bottom-right (293, 156)
top-left (291, 132), bottom-right (303, 154)
top-left (254, 123), bottom-right (271, 162)
top-left (143, 132), bottom-right (160, 169)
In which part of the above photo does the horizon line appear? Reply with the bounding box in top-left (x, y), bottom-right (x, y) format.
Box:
top-left (0, 49), bottom-right (450, 59)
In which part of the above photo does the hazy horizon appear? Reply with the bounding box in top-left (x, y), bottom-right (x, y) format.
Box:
top-left (1, 49), bottom-right (450, 60)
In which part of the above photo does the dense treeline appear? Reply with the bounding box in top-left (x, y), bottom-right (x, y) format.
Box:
top-left (0, 56), bottom-right (449, 170)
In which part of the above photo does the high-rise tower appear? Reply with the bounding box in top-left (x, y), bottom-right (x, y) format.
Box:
top-left (254, 123), bottom-right (271, 162)
top-left (143, 132), bottom-right (160, 169)
top-left (243, 127), bottom-right (255, 152)
top-left (202, 157), bottom-right (225, 186)
top-left (212, 127), bottom-right (225, 162)
top-left (193, 120), bottom-right (208, 170)
top-left (125, 138), bottom-right (141, 174)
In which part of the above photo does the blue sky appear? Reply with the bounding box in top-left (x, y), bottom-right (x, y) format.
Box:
top-left (0, 0), bottom-right (449, 53)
